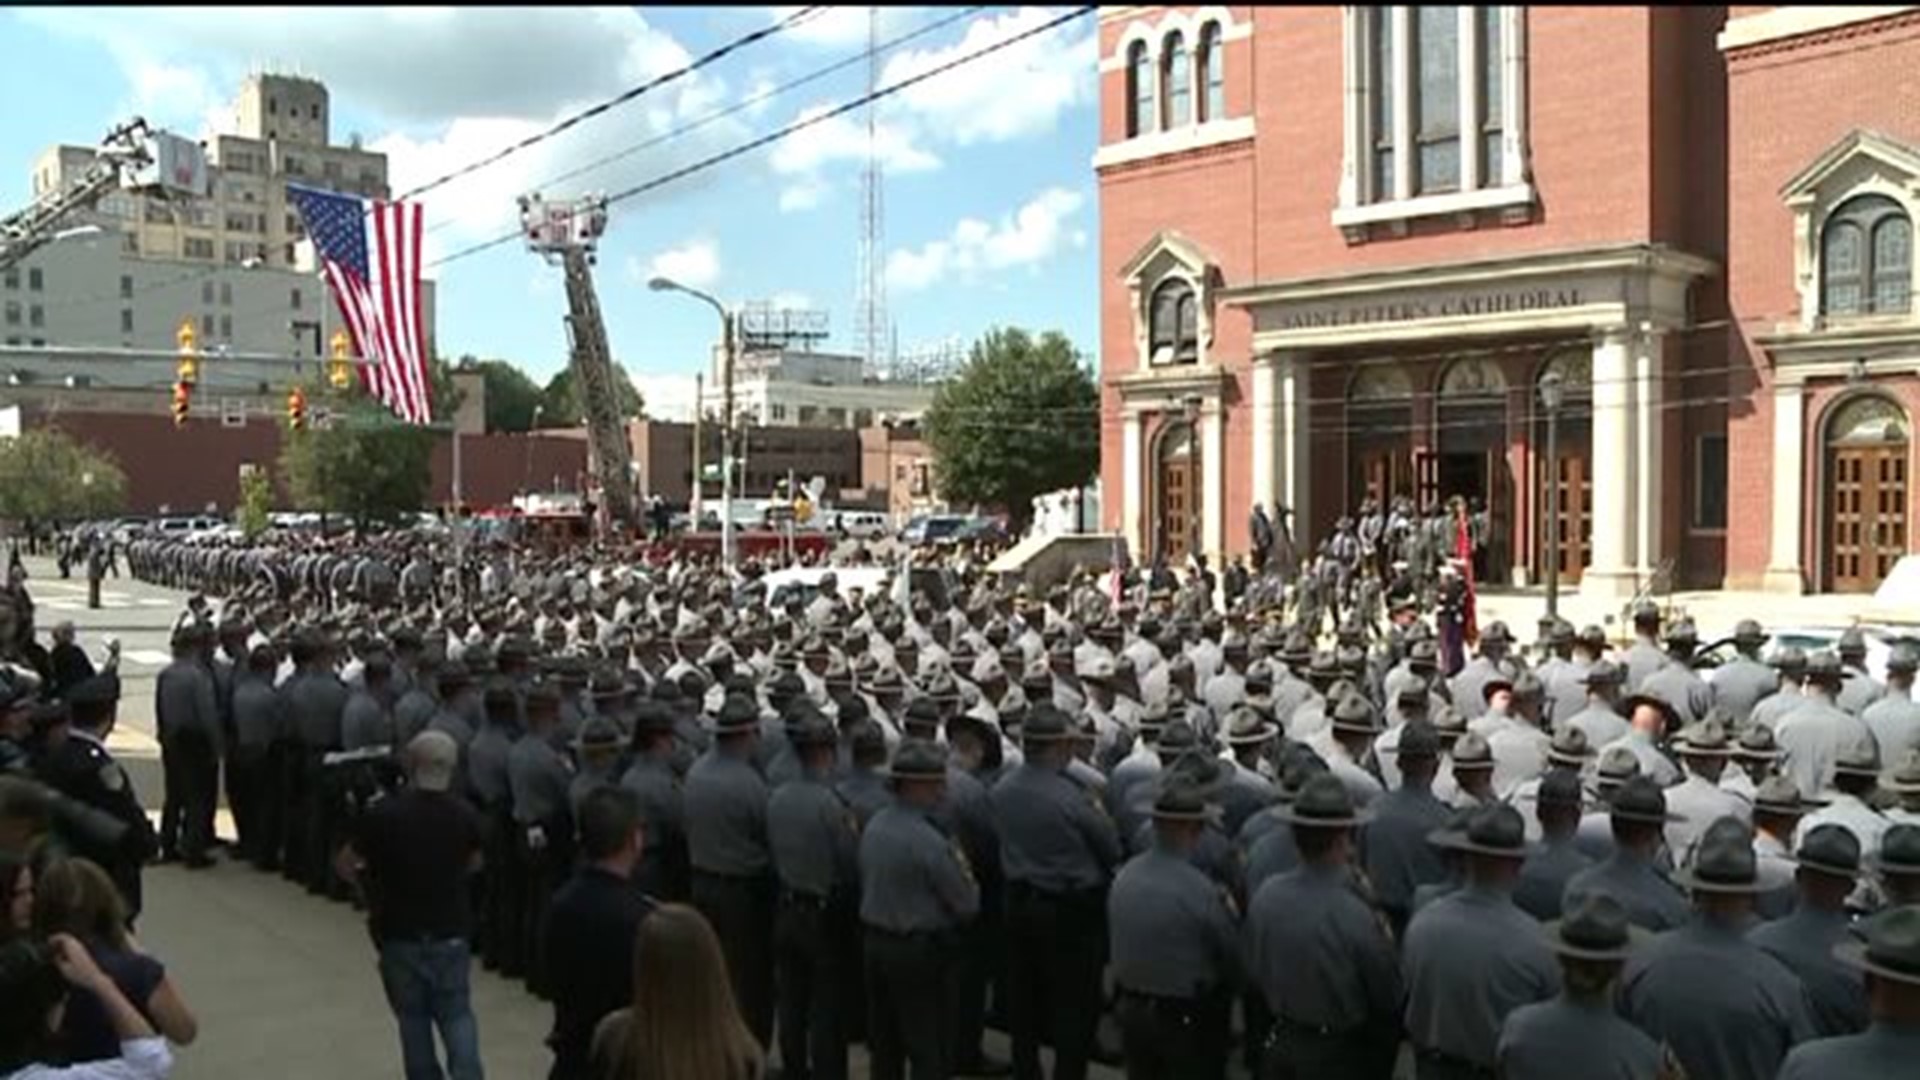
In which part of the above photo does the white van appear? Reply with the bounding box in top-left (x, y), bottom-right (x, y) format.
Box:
top-left (830, 510), bottom-right (890, 539)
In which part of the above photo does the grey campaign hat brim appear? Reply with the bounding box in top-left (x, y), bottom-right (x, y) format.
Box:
top-left (1540, 919), bottom-right (1652, 962)
top-left (1670, 864), bottom-right (1773, 894)
top-left (1833, 940), bottom-right (1920, 987)
top-left (1272, 803), bottom-right (1372, 828)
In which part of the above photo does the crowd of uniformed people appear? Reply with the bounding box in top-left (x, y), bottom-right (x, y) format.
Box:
top-left (12, 527), bottom-right (1920, 1080)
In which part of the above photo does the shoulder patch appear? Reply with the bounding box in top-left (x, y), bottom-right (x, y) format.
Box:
top-left (100, 761), bottom-right (126, 792)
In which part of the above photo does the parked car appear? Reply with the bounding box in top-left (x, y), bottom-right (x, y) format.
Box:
top-left (829, 510), bottom-right (891, 539)
top-left (1694, 623), bottom-right (1913, 685)
top-left (901, 514), bottom-right (970, 546)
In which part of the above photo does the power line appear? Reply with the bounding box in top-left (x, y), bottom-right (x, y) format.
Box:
top-left (429, 5), bottom-right (1100, 269)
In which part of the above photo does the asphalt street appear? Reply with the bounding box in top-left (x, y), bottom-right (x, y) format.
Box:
top-left (23, 556), bottom-right (1106, 1079)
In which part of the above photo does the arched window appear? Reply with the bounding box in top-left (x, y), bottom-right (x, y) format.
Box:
top-left (1149, 279), bottom-right (1198, 366)
top-left (1823, 194), bottom-right (1912, 316)
top-left (1198, 23), bottom-right (1224, 123)
top-left (1126, 40), bottom-right (1153, 138)
top-left (1162, 31), bottom-right (1191, 129)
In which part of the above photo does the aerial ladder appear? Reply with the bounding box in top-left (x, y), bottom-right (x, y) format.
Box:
top-left (517, 193), bottom-right (638, 533)
top-left (0, 117), bottom-right (209, 272)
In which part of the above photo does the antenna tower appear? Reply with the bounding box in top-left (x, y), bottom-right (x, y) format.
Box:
top-left (853, 7), bottom-right (890, 379)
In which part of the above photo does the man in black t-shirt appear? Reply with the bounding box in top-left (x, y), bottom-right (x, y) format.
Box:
top-left (543, 785), bottom-right (657, 1080)
top-left (336, 730), bottom-right (487, 1080)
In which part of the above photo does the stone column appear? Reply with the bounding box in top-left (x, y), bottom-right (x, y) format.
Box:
top-left (1122, 409), bottom-right (1144, 564)
top-left (1633, 329), bottom-right (1668, 583)
top-left (1202, 398), bottom-right (1226, 562)
top-left (1763, 381), bottom-right (1808, 594)
top-left (1251, 356), bottom-right (1279, 518)
top-left (1277, 352), bottom-right (1313, 540)
top-left (1581, 328), bottom-right (1640, 598)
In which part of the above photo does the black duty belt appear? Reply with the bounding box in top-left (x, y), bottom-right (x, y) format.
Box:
top-left (779, 888), bottom-right (831, 908)
top-left (1268, 1016), bottom-right (1368, 1041)
top-left (1117, 986), bottom-right (1218, 1010)
top-left (1007, 881), bottom-right (1104, 903)
top-left (863, 923), bottom-right (957, 943)
top-left (1414, 1046), bottom-right (1497, 1079)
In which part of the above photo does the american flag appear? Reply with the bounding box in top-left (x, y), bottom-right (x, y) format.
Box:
top-left (286, 183), bottom-right (431, 424)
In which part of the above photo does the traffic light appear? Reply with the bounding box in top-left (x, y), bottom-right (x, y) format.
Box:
top-left (287, 386), bottom-right (307, 431)
top-left (176, 319), bottom-right (199, 385)
top-left (171, 380), bottom-right (191, 428)
top-left (328, 329), bottom-right (353, 390)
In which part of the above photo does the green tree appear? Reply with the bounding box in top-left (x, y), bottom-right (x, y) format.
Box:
top-left (923, 327), bottom-right (1099, 532)
top-left (538, 360), bottom-right (646, 427)
top-left (427, 354), bottom-right (466, 421)
top-left (236, 465), bottom-right (273, 538)
top-left (0, 430), bottom-right (128, 525)
top-left (279, 398), bottom-right (435, 533)
top-left (462, 356), bottom-right (544, 433)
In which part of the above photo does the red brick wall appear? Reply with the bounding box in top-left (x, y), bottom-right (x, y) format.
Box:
top-left (1722, 12), bottom-right (1920, 585)
top-left (22, 407), bottom-right (588, 516)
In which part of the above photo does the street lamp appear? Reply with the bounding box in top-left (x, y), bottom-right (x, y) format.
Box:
top-left (1182, 393), bottom-right (1203, 564)
top-left (649, 275), bottom-right (738, 574)
top-left (525, 404), bottom-right (545, 493)
top-left (1538, 370), bottom-right (1566, 620)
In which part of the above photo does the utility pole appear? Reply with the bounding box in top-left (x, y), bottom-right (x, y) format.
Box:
top-left (1539, 371), bottom-right (1566, 620)
top-left (720, 307), bottom-right (736, 573)
top-left (692, 372), bottom-right (704, 525)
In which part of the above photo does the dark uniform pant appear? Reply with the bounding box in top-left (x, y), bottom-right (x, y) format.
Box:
top-left (863, 926), bottom-right (958, 1080)
top-left (775, 891), bottom-right (851, 1080)
top-left (1115, 988), bottom-right (1230, 1080)
top-left (478, 806), bottom-right (523, 976)
top-left (1261, 1018), bottom-right (1400, 1080)
top-left (691, 868), bottom-right (776, 1047)
top-left (162, 729), bottom-right (219, 862)
top-left (1004, 883), bottom-right (1106, 1080)
top-left (227, 745), bottom-right (269, 863)
top-left (516, 819), bottom-right (571, 999)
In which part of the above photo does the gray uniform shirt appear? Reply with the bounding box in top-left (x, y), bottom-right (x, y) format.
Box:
top-left (508, 733), bottom-right (573, 827)
top-left (1245, 861), bottom-right (1400, 1030)
top-left (1513, 837), bottom-right (1592, 921)
top-left (619, 753), bottom-right (686, 877)
top-left (1623, 640), bottom-right (1668, 693)
top-left (1496, 994), bottom-right (1668, 1080)
top-left (392, 687), bottom-right (438, 746)
top-left (465, 723), bottom-right (514, 809)
top-left (990, 760), bottom-right (1122, 892)
top-left (1562, 702), bottom-right (1629, 750)
top-left (834, 767), bottom-right (890, 829)
top-left (858, 802), bottom-right (979, 932)
top-left (1640, 662), bottom-right (1714, 728)
top-left (1747, 906), bottom-right (1868, 1038)
top-left (156, 659), bottom-right (222, 749)
top-left (340, 689), bottom-right (394, 752)
top-left (230, 676), bottom-right (280, 757)
top-left (1861, 692), bottom-right (1920, 765)
top-left (1402, 884), bottom-right (1559, 1067)
top-left (1359, 783), bottom-right (1452, 915)
top-left (1563, 848), bottom-right (1690, 933)
top-left (1107, 844), bottom-right (1240, 997)
top-left (1711, 656), bottom-right (1778, 727)
top-left (1776, 1022), bottom-right (1920, 1080)
top-left (283, 670), bottom-right (350, 750)
top-left (1619, 914), bottom-right (1818, 1080)
top-left (1775, 698), bottom-right (1873, 799)
top-left (683, 748), bottom-right (772, 877)
top-left (768, 770), bottom-right (860, 898)
top-left (1836, 668), bottom-right (1884, 717)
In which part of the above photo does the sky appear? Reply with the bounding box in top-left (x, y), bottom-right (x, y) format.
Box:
top-left (0, 5), bottom-right (1102, 419)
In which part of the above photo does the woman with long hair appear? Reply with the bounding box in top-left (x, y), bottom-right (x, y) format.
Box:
top-left (589, 903), bottom-right (763, 1080)
top-left (0, 933), bottom-right (172, 1079)
top-left (1, 853), bottom-right (31, 943)
top-left (31, 858), bottom-right (197, 1061)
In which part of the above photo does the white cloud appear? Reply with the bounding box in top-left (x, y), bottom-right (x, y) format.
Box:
top-left (881, 6), bottom-right (1098, 146)
top-left (767, 7), bottom-right (930, 49)
top-left (886, 186), bottom-right (1086, 293)
top-left (778, 180), bottom-right (828, 213)
top-left (636, 238), bottom-right (721, 291)
top-left (769, 105), bottom-right (940, 176)
top-left (769, 291), bottom-right (814, 311)
top-left (631, 373), bottom-right (699, 422)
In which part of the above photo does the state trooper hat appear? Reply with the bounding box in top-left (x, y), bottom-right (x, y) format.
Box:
top-left (1672, 816), bottom-right (1768, 894)
top-left (787, 712), bottom-right (840, 750)
top-left (630, 700), bottom-right (678, 736)
top-left (1479, 621), bottom-right (1514, 645)
top-left (1398, 719), bottom-right (1441, 761)
top-left (1832, 735), bottom-right (1883, 779)
top-left (1430, 803), bottom-right (1532, 859)
top-left (1803, 650), bottom-right (1852, 685)
top-left (1672, 715), bottom-right (1734, 757)
top-left (886, 737), bottom-right (949, 782)
top-left (1871, 824), bottom-right (1920, 879)
top-left (66, 672), bottom-right (122, 709)
top-left (1735, 724), bottom-right (1784, 762)
top-left (1889, 643), bottom-right (1920, 676)
top-left (712, 694), bottom-right (761, 734)
top-left (573, 717), bottom-right (622, 753)
top-left (1155, 718), bottom-right (1199, 753)
top-left (1792, 823), bottom-right (1863, 880)
top-left (1579, 660), bottom-right (1625, 687)
top-left (1536, 768), bottom-right (1589, 810)
top-left (1273, 774), bottom-right (1371, 828)
top-left (1151, 782), bottom-right (1211, 823)
top-left (1021, 704), bottom-right (1076, 744)
top-left (1542, 893), bottom-right (1648, 962)
top-left (1835, 905), bottom-right (1920, 987)
top-left (1837, 626), bottom-right (1869, 658)
top-left (1751, 775), bottom-right (1824, 816)
top-left (1545, 726), bottom-right (1595, 767)
top-left (1884, 750), bottom-right (1920, 794)
top-left (1732, 619), bottom-right (1768, 645)
top-left (1330, 694), bottom-right (1379, 736)
top-left (1449, 731), bottom-right (1495, 772)
top-left (1769, 646), bottom-right (1809, 674)
top-left (1606, 775), bottom-right (1680, 824)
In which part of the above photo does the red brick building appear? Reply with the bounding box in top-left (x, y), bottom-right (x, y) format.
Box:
top-left (1097, 5), bottom-right (1918, 594)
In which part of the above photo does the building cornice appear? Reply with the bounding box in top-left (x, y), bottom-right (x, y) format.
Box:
top-left (1719, 6), bottom-right (1919, 54)
top-left (1093, 116), bottom-right (1256, 172)
top-left (1755, 320), bottom-right (1920, 375)
top-left (1218, 243), bottom-right (1717, 307)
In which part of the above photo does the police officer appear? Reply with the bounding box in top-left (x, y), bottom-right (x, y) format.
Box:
top-left (469, 684), bottom-right (520, 976)
top-left (1638, 619), bottom-right (1713, 729)
top-left (619, 700), bottom-right (689, 901)
top-left (1776, 905), bottom-right (1920, 1079)
top-left (1562, 776), bottom-right (1691, 933)
top-left (860, 737), bottom-right (980, 1080)
top-left (1244, 772), bottom-right (1400, 1080)
top-left (156, 623), bottom-right (222, 868)
top-left (509, 684), bottom-right (575, 999)
top-left (1360, 718), bottom-right (1452, 937)
top-left (279, 630), bottom-right (349, 894)
top-left (990, 703), bottom-right (1122, 1080)
top-left (1777, 653), bottom-right (1874, 804)
top-left (1560, 661), bottom-right (1630, 749)
top-left (38, 673), bottom-right (156, 921)
top-left (1621, 601), bottom-right (1667, 692)
top-left (1494, 893), bottom-right (1677, 1080)
top-left (1107, 780), bottom-right (1241, 1080)
top-left (1513, 770), bottom-right (1593, 921)
top-left (1403, 803), bottom-right (1559, 1080)
top-left (1835, 628), bottom-right (1886, 718)
top-left (768, 710), bottom-right (861, 1080)
top-left (1711, 619), bottom-right (1778, 727)
top-left (1619, 816), bottom-right (1818, 1079)
top-left (684, 693), bottom-right (776, 1046)
top-left (227, 644), bottom-right (281, 869)
top-left (1862, 643), bottom-right (1920, 766)
top-left (1748, 824), bottom-right (1870, 1036)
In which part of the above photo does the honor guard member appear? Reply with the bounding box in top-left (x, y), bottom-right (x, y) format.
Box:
top-left (1563, 776), bottom-right (1691, 933)
top-left (620, 703), bottom-right (690, 903)
top-left (1495, 894), bottom-right (1679, 1080)
top-left (1711, 620), bottom-right (1778, 727)
top-left (1619, 816), bottom-right (1818, 1080)
top-left (1638, 619), bottom-right (1713, 729)
top-left (1448, 621), bottom-right (1519, 722)
top-left (1107, 780), bottom-right (1242, 1080)
top-left (1748, 825), bottom-right (1870, 1036)
top-left (1245, 773), bottom-right (1401, 1080)
top-left (1360, 719), bottom-right (1452, 937)
top-left (1835, 627), bottom-right (1886, 718)
top-left (1776, 904), bottom-right (1920, 1079)
top-left (156, 622), bottom-right (222, 868)
top-left (1750, 646), bottom-right (1811, 733)
top-left (990, 703), bottom-right (1122, 1080)
top-left (509, 684), bottom-right (576, 999)
top-left (1513, 770), bottom-right (1594, 921)
top-left (684, 694), bottom-right (776, 1046)
top-left (1862, 643), bottom-right (1920, 767)
top-left (1403, 803), bottom-right (1559, 1080)
top-left (1561, 661), bottom-right (1630, 750)
top-left (1622, 601), bottom-right (1668, 693)
top-left (38, 673), bottom-right (156, 922)
top-left (768, 711), bottom-right (860, 1080)
top-left (1662, 716), bottom-right (1750, 866)
top-left (859, 738), bottom-right (980, 1080)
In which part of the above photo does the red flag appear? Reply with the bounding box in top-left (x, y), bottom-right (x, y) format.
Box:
top-left (1455, 510), bottom-right (1479, 645)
